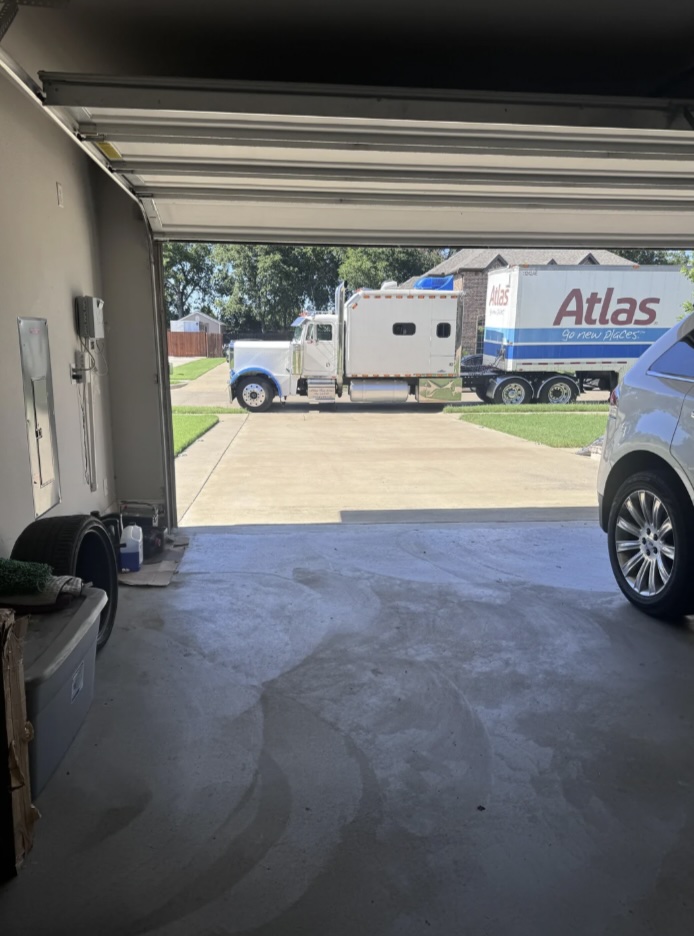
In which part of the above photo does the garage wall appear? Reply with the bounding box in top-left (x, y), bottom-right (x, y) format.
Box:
top-left (0, 71), bottom-right (115, 554)
top-left (93, 172), bottom-right (168, 510)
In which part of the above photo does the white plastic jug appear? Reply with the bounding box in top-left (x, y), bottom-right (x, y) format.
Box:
top-left (120, 524), bottom-right (144, 572)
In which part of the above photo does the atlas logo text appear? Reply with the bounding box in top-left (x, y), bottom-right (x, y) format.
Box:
top-left (553, 288), bottom-right (659, 326)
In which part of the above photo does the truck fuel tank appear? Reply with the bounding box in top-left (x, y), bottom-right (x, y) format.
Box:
top-left (349, 379), bottom-right (410, 404)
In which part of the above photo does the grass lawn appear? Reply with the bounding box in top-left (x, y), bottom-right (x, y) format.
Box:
top-left (172, 413), bottom-right (219, 456)
top-left (172, 405), bottom-right (244, 415)
top-left (459, 410), bottom-right (609, 448)
top-left (170, 357), bottom-right (226, 382)
top-left (445, 402), bottom-right (608, 414)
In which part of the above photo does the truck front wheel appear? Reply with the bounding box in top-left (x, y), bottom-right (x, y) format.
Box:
top-left (236, 376), bottom-right (275, 412)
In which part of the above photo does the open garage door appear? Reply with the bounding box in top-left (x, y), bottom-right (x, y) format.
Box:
top-left (40, 74), bottom-right (694, 246)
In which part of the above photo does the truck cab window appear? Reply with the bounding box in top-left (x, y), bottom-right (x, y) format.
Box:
top-left (393, 323), bottom-right (416, 336)
top-left (436, 323), bottom-right (451, 338)
top-left (316, 324), bottom-right (333, 341)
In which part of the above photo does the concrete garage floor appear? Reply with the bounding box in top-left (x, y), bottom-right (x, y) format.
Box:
top-left (2, 522), bottom-right (694, 935)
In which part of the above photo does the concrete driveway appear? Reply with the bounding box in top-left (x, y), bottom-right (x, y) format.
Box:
top-left (171, 361), bottom-right (230, 407)
top-left (3, 521), bottom-right (693, 936)
top-left (176, 407), bottom-right (600, 526)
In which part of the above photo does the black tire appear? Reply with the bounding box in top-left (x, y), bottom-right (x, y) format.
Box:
top-left (492, 377), bottom-right (532, 405)
top-left (12, 515), bottom-right (119, 650)
top-left (537, 376), bottom-right (578, 404)
top-left (607, 470), bottom-right (694, 619)
top-left (236, 376), bottom-right (275, 412)
top-left (475, 384), bottom-right (490, 402)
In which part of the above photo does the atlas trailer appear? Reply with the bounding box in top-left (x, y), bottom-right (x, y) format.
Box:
top-left (462, 265), bottom-right (692, 404)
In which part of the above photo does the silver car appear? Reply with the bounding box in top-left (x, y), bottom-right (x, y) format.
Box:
top-left (598, 314), bottom-right (694, 618)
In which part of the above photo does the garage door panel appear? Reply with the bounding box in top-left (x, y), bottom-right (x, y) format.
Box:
top-left (40, 73), bottom-right (694, 244)
top-left (152, 197), bottom-right (694, 246)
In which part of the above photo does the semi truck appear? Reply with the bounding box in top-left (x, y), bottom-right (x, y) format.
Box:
top-left (462, 265), bottom-right (692, 404)
top-left (229, 280), bottom-right (464, 411)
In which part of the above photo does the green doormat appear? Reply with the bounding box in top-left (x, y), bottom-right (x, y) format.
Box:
top-left (0, 558), bottom-right (53, 595)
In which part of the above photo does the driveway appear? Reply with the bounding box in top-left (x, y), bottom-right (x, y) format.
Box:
top-left (176, 408), bottom-right (599, 526)
top-left (170, 361), bottom-right (230, 407)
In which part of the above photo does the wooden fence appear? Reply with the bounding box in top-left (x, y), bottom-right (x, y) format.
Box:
top-left (167, 331), bottom-right (223, 358)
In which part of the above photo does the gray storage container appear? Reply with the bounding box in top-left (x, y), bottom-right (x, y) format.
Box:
top-left (23, 588), bottom-right (107, 796)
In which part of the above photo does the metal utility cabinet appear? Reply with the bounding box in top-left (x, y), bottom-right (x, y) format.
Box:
top-left (17, 319), bottom-right (61, 517)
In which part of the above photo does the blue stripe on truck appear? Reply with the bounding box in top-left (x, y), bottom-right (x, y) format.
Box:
top-left (485, 326), bottom-right (669, 344)
top-left (484, 340), bottom-right (652, 361)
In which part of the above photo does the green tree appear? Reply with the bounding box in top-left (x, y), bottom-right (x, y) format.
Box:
top-left (338, 247), bottom-right (445, 290)
top-left (162, 242), bottom-right (218, 322)
top-left (613, 249), bottom-right (681, 265)
top-left (213, 245), bottom-right (344, 332)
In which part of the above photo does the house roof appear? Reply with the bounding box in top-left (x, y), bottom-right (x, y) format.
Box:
top-left (178, 310), bottom-right (221, 324)
top-left (423, 247), bottom-right (632, 277)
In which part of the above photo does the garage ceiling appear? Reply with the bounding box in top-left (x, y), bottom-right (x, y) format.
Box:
top-left (39, 73), bottom-right (694, 246)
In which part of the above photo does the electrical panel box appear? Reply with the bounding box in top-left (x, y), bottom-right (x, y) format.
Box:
top-left (76, 296), bottom-right (105, 340)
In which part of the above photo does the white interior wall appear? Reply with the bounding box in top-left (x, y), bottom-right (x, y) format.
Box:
top-left (93, 171), bottom-right (168, 509)
top-left (0, 71), bottom-right (115, 554)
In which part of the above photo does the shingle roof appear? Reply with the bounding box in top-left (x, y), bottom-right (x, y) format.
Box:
top-left (422, 247), bottom-right (632, 276)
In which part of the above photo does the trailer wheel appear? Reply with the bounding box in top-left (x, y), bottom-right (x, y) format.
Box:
top-left (493, 377), bottom-right (532, 405)
top-left (538, 376), bottom-right (578, 405)
top-left (236, 376), bottom-right (275, 412)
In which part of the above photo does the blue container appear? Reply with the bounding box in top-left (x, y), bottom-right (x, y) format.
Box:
top-left (414, 275), bottom-right (455, 290)
top-left (119, 524), bottom-right (143, 572)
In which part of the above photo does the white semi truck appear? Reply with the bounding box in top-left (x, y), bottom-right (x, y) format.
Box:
top-left (229, 281), bottom-right (463, 411)
top-left (462, 265), bottom-right (692, 404)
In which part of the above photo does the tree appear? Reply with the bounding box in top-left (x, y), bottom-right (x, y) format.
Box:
top-left (613, 249), bottom-right (681, 265)
top-left (213, 245), bottom-right (344, 332)
top-left (338, 247), bottom-right (445, 290)
top-left (162, 242), bottom-right (219, 322)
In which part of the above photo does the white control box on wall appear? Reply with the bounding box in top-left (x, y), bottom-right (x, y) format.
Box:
top-left (76, 296), bottom-right (105, 340)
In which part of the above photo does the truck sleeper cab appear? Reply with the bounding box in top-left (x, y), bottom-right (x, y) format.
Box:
top-left (230, 279), bottom-right (463, 411)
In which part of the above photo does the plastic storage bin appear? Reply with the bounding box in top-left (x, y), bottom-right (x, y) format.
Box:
top-left (22, 587), bottom-right (107, 796)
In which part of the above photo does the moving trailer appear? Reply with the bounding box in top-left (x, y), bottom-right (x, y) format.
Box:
top-left (229, 280), bottom-right (463, 411)
top-left (462, 265), bottom-right (693, 404)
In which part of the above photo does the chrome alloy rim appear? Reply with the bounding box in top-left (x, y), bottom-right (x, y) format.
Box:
top-left (241, 382), bottom-right (267, 408)
top-left (615, 490), bottom-right (675, 597)
top-left (546, 382), bottom-right (573, 404)
top-left (501, 382), bottom-right (527, 404)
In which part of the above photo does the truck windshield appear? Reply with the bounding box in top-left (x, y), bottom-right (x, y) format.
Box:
top-left (293, 324), bottom-right (305, 341)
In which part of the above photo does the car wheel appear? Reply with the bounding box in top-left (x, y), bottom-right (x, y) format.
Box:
top-left (237, 376), bottom-right (275, 412)
top-left (607, 470), bottom-right (694, 619)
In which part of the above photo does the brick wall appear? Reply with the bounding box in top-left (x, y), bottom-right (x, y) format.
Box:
top-left (457, 257), bottom-right (507, 354)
